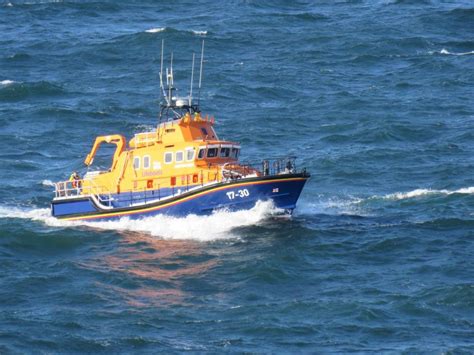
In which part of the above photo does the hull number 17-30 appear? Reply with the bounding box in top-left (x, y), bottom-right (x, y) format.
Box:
top-left (226, 189), bottom-right (250, 200)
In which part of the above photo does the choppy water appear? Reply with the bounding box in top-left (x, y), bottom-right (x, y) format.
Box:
top-left (1, 0), bottom-right (473, 352)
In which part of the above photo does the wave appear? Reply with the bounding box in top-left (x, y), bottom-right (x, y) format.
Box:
top-left (295, 196), bottom-right (366, 217)
top-left (5, 53), bottom-right (31, 61)
top-left (297, 186), bottom-right (474, 217)
top-left (386, 0), bottom-right (432, 4)
top-left (0, 80), bottom-right (65, 101)
top-left (191, 30), bottom-right (207, 36)
top-left (145, 27), bottom-right (165, 33)
top-left (143, 27), bottom-right (207, 36)
top-left (439, 48), bottom-right (474, 56)
top-left (104, 27), bottom-right (208, 49)
top-left (41, 179), bottom-right (55, 187)
top-left (377, 187), bottom-right (474, 201)
top-left (0, 80), bottom-right (16, 86)
top-left (267, 11), bottom-right (328, 21)
top-left (0, 200), bottom-right (281, 241)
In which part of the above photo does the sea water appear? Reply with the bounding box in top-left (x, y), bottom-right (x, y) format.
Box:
top-left (0, 0), bottom-right (473, 352)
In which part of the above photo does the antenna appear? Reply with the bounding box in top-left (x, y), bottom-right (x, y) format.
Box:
top-left (189, 52), bottom-right (195, 106)
top-left (159, 39), bottom-right (165, 104)
top-left (168, 52), bottom-right (174, 106)
top-left (197, 40), bottom-right (205, 106)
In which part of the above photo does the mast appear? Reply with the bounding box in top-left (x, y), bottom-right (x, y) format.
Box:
top-left (158, 41), bottom-right (203, 122)
top-left (168, 52), bottom-right (174, 106)
top-left (189, 52), bottom-right (195, 107)
top-left (197, 40), bottom-right (205, 106)
top-left (159, 39), bottom-right (167, 106)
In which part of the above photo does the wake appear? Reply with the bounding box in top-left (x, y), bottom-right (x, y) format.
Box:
top-left (0, 200), bottom-right (282, 241)
top-left (296, 186), bottom-right (474, 216)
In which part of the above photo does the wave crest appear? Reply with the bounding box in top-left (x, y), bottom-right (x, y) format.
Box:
top-left (145, 27), bottom-right (165, 33)
top-left (379, 187), bottom-right (474, 201)
top-left (0, 80), bottom-right (65, 101)
top-left (0, 80), bottom-right (16, 86)
top-left (143, 27), bottom-right (207, 35)
top-left (439, 48), bottom-right (474, 56)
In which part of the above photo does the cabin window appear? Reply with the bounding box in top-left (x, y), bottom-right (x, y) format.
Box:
top-left (198, 148), bottom-right (206, 159)
top-left (186, 149), bottom-right (195, 161)
top-left (207, 148), bottom-right (218, 158)
top-left (220, 147), bottom-right (230, 158)
top-left (164, 152), bottom-right (173, 164)
top-left (231, 148), bottom-right (240, 159)
top-left (176, 151), bottom-right (184, 163)
top-left (201, 127), bottom-right (208, 137)
top-left (133, 156), bottom-right (140, 169)
top-left (143, 155), bottom-right (151, 169)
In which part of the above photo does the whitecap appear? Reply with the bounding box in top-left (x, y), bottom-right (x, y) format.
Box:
top-left (41, 179), bottom-right (55, 187)
top-left (0, 80), bottom-right (15, 86)
top-left (295, 196), bottom-right (366, 217)
top-left (379, 187), bottom-right (474, 201)
top-left (0, 200), bottom-right (282, 241)
top-left (439, 48), bottom-right (474, 56)
top-left (145, 27), bottom-right (165, 33)
top-left (192, 30), bottom-right (207, 36)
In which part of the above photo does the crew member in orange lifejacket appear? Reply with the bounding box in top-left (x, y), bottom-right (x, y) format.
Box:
top-left (69, 171), bottom-right (81, 190)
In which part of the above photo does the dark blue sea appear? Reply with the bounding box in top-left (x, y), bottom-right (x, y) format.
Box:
top-left (1, 0), bottom-right (473, 353)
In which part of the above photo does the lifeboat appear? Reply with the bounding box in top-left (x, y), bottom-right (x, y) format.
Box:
top-left (51, 41), bottom-right (310, 221)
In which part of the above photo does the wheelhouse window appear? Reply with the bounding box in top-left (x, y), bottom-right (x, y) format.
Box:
top-left (186, 149), bottom-right (195, 161)
top-left (133, 156), bottom-right (140, 169)
top-left (207, 148), bottom-right (218, 158)
top-left (143, 155), bottom-right (150, 169)
top-left (198, 148), bottom-right (206, 159)
top-left (164, 152), bottom-right (173, 164)
top-left (220, 147), bottom-right (230, 158)
top-left (176, 151), bottom-right (184, 163)
top-left (231, 148), bottom-right (240, 159)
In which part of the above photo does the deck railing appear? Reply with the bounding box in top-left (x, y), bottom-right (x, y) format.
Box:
top-left (133, 131), bottom-right (157, 146)
top-left (221, 156), bottom-right (297, 179)
top-left (54, 179), bottom-right (113, 205)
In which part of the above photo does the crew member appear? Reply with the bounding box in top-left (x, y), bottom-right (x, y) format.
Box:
top-left (69, 171), bottom-right (81, 194)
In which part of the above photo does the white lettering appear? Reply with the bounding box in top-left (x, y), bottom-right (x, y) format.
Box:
top-left (226, 189), bottom-right (250, 200)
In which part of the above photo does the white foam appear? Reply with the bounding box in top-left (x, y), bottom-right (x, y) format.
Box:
top-left (380, 187), bottom-right (474, 201)
top-left (0, 206), bottom-right (61, 226)
top-left (0, 200), bottom-right (282, 241)
top-left (145, 27), bottom-right (165, 33)
top-left (192, 30), bottom-right (207, 36)
top-left (0, 80), bottom-right (15, 86)
top-left (439, 48), bottom-right (474, 56)
top-left (295, 196), bottom-right (366, 216)
top-left (41, 179), bottom-right (55, 187)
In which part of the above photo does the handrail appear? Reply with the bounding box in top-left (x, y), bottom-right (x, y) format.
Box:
top-left (54, 178), bottom-right (113, 205)
top-left (134, 131), bottom-right (157, 146)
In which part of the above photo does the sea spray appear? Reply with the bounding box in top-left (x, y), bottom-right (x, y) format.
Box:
top-left (0, 200), bottom-right (282, 241)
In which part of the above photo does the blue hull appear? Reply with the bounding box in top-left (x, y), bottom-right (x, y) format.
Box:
top-left (51, 174), bottom-right (309, 221)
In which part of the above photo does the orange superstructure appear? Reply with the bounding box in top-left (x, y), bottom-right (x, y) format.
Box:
top-left (78, 111), bottom-right (249, 198)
